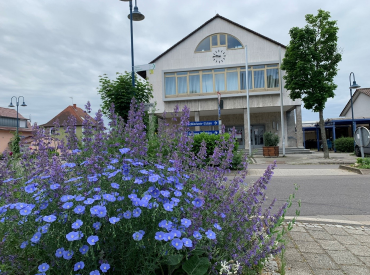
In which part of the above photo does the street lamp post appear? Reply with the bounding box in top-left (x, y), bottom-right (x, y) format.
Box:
top-left (8, 96), bottom-right (27, 136)
top-left (119, 0), bottom-right (145, 91)
top-left (349, 72), bottom-right (361, 137)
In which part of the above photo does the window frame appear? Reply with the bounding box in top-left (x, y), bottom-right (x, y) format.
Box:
top-left (194, 33), bottom-right (244, 53)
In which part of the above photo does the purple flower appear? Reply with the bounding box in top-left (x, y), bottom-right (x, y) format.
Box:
top-left (181, 218), bottom-right (191, 228)
top-left (100, 263), bottom-right (110, 273)
top-left (38, 263), bottom-right (49, 272)
top-left (119, 148), bottom-right (130, 154)
top-left (31, 232), bottom-right (42, 243)
top-left (171, 238), bottom-right (183, 250)
top-left (109, 217), bottom-right (120, 224)
top-left (192, 198), bottom-right (204, 208)
top-left (74, 261), bottom-right (85, 271)
top-left (87, 235), bottom-right (99, 245)
top-left (43, 215), bottom-right (56, 223)
top-left (182, 238), bottom-right (193, 248)
top-left (73, 205), bottom-right (85, 214)
top-left (55, 247), bottom-right (64, 258)
top-left (193, 231), bottom-right (202, 240)
top-left (62, 202), bottom-right (73, 209)
top-left (123, 210), bottom-right (132, 219)
top-left (132, 231), bottom-right (143, 241)
top-left (155, 231), bottom-right (165, 241)
top-left (205, 230), bottom-right (216, 240)
top-left (79, 245), bottom-right (89, 255)
top-left (63, 250), bottom-right (74, 260)
top-left (111, 182), bottom-right (119, 189)
top-left (132, 208), bottom-right (141, 218)
top-left (72, 219), bottom-right (83, 229)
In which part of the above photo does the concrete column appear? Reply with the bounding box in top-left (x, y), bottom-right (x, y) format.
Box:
top-left (194, 111), bottom-right (200, 132)
top-left (286, 110), bottom-right (296, 147)
top-left (243, 108), bottom-right (250, 150)
top-left (296, 106), bottom-right (304, 148)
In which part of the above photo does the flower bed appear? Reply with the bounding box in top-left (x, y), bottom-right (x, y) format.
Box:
top-left (0, 101), bottom-right (297, 275)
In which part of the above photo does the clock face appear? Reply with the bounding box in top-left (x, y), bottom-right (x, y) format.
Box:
top-left (212, 49), bottom-right (226, 63)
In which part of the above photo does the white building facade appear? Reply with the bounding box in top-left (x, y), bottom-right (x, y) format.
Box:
top-left (141, 15), bottom-right (303, 149)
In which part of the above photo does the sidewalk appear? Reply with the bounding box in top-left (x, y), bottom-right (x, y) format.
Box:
top-left (284, 219), bottom-right (370, 274)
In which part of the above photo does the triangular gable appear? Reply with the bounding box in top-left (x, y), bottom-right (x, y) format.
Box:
top-left (41, 105), bottom-right (95, 128)
top-left (339, 88), bottom-right (370, 117)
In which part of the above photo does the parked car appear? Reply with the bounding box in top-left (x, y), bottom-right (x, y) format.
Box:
top-left (355, 144), bottom-right (370, 157)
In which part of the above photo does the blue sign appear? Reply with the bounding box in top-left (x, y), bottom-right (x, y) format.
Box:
top-left (188, 120), bottom-right (219, 127)
top-left (187, 131), bottom-right (219, 136)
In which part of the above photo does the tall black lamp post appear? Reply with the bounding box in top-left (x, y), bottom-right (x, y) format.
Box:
top-left (349, 72), bottom-right (361, 137)
top-left (119, 0), bottom-right (145, 90)
top-left (8, 96), bottom-right (27, 136)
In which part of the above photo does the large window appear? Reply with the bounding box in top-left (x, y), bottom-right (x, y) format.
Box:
top-left (195, 33), bottom-right (243, 52)
top-left (165, 64), bottom-right (279, 97)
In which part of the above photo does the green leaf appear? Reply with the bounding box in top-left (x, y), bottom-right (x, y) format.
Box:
top-left (182, 256), bottom-right (210, 275)
top-left (190, 249), bottom-right (207, 256)
top-left (164, 254), bottom-right (183, 266)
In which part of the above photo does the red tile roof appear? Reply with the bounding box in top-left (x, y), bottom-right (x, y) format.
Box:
top-left (40, 104), bottom-right (95, 128)
top-left (0, 107), bottom-right (27, 119)
top-left (339, 88), bottom-right (370, 117)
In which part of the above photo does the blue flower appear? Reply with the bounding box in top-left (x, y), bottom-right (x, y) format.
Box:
top-left (90, 270), bottom-right (100, 275)
top-left (20, 241), bottom-right (28, 249)
top-left (119, 148), bottom-right (130, 154)
top-left (132, 231), bottom-right (143, 241)
top-left (31, 232), bottom-right (42, 243)
top-left (213, 223), bottom-right (222, 231)
top-left (103, 194), bottom-right (116, 202)
top-left (79, 245), bottom-right (89, 255)
top-left (42, 215), bottom-right (56, 223)
top-left (111, 182), bottom-right (119, 189)
top-left (62, 202), bottom-right (74, 209)
top-left (94, 187), bottom-right (101, 192)
top-left (187, 192), bottom-right (194, 198)
top-left (72, 219), bottom-right (83, 229)
top-left (73, 205), bottom-right (85, 214)
top-left (171, 230), bottom-right (181, 238)
top-left (25, 184), bottom-right (37, 193)
top-left (93, 195), bottom-right (101, 200)
top-left (39, 201), bottom-right (48, 210)
top-left (160, 190), bottom-right (170, 197)
top-left (159, 220), bottom-right (173, 230)
top-left (193, 231), bottom-right (202, 240)
top-left (174, 190), bottom-right (182, 197)
top-left (149, 174), bottom-right (160, 182)
top-left (50, 183), bottom-right (60, 190)
top-left (168, 167), bottom-right (176, 172)
top-left (192, 198), bottom-right (204, 208)
top-left (61, 195), bottom-right (75, 202)
top-left (182, 238), bottom-right (193, 248)
top-left (220, 213), bottom-right (226, 218)
top-left (40, 224), bottom-right (50, 233)
top-left (132, 208), bottom-right (141, 218)
top-left (90, 205), bottom-right (107, 218)
top-left (123, 210), bottom-right (132, 219)
top-left (192, 186), bottom-right (200, 193)
top-left (117, 196), bottom-right (124, 201)
top-left (66, 231), bottom-right (83, 241)
top-left (38, 263), bottom-right (49, 272)
top-left (163, 203), bottom-right (174, 212)
top-left (134, 178), bottom-right (143, 184)
top-left (55, 247), bottom-right (65, 258)
top-left (110, 158), bottom-right (119, 164)
top-left (109, 217), bottom-right (120, 224)
top-left (205, 230), bottom-right (216, 240)
top-left (181, 218), bottom-right (191, 228)
top-left (171, 238), bottom-right (183, 250)
top-left (155, 164), bottom-right (164, 169)
top-left (87, 235), bottom-right (99, 245)
top-left (93, 222), bottom-right (101, 230)
top-left (139, 169), bottom-right (148, 174)
top-left (83, 198), bottom-right (95, 205)
top-left (163, 232), bottom-right (174, 241)
top-left (175, 183), bottom-right (184, 190)
top-left (19, 205), bottom-right (33, 216)
top-left (155, 231), bottom-right (165, 241)
top-left (74, 261), bottom-right (85, 271)
top-left (72, 149), bottom-right (81, 154)
top-left (100, 263), bottom-right (110, 273)
top-left (63, 250), bottom-right (74, 260)
top-left (75, 195), bottom-right (85, 201)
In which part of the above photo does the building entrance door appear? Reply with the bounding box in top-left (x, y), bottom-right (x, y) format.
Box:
top-left (251, 125), bottom-right (265, 148)
top-left (226, 126), bottom-right (244, 147)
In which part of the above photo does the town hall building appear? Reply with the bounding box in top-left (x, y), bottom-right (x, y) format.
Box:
top-left (138, 14), bottom-right (303, 150)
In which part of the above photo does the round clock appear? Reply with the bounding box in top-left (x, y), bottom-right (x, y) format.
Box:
top-left (212, 49), bottom-right (226, 63)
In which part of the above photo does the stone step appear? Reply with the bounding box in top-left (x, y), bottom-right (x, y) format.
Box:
top-left (238, 147), bottom-right (312, 155)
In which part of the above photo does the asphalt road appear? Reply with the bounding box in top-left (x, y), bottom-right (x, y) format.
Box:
top-left (238, 169), bottom-right (370, 217)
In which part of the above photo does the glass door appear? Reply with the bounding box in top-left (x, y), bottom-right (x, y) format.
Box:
top-left (250, 126), bottom-right (265, 148)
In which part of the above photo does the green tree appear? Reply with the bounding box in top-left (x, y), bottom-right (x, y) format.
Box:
top-left (281, 10), bottom-right (342, 158)
top-left (10, 131), bottom-right (20, 154)
top-left (97, 72), bottom-right (153, 121)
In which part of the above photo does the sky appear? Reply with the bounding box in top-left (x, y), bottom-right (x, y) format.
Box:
top-left (1, 0), bottom-right (369, 125)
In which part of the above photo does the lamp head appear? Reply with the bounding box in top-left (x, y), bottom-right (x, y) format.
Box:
top-left (350, 80), bottom-right (361, 90)
top-left (128, 6), bottom-right (145, 21)
top-left (21, 102), bottom-right (27, 107)
top-left (8, 102), bottom-right (15, 108)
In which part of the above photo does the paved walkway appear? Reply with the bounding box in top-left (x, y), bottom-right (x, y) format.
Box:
top-left (285, 221), bottom-right (370, 275)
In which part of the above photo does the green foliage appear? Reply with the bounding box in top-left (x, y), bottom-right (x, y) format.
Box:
top-left (334, 137), bottom-right (354, 152)
top-left (356, 158), bottom-right (370, 169)
top-left (10, 132), bottom-right (20, 154)
top-left (263, 132), bottom-right (279, 147)
top-left (97, 72), bottom-right (153, 121)
top-left (281, 9), bottom-right (342, 112)
top-left (182, 256), bottom-right (210, 275)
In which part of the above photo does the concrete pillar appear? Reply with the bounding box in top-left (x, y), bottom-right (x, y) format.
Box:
top-left (296, 106), bottom-right (304, 148)
top-left (194, 111), bottom-right (200, 132)
top-left (286, 110), bottom-right (296, 147)
top-left (243, 108), bottom-right (250, 150)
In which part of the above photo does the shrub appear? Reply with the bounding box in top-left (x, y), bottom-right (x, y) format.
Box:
top-left (263, 132), bottom-right (279, 147)
top-left (334, 137), bottom-right (354, 152)
top-left (356, 157), bottom-right (370, 169)
top-left (0, 101), bottom-right (298, 275)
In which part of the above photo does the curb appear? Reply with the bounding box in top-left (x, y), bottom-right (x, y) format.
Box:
top-left (339, 164), bottom-right (370, 175)
top-left (284, 216), bottom-right (370, 227)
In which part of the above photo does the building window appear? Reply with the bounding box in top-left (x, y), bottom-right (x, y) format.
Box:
top-left (195, 33), bottom-right (243, 52)
top-left (164, 64), bottom-right (279, 97)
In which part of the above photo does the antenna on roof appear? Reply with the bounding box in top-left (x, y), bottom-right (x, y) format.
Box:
top-left (70, 97), bottom-right (73, 105)
top-left (29, 114), bottom-right (31, 123)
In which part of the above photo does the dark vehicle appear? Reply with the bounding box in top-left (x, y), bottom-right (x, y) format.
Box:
top-left (355, 144), bottom-right (370, 157)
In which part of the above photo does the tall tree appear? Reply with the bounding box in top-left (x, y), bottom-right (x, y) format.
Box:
top-left (281, 9), bottom-right (342, 158)
top-left (98, 72), bottom-right (153, 121)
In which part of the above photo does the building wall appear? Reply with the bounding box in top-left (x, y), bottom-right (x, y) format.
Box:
top-left (147, 17), bottom-right (301, 114)
top-left (344, 93), bottom-right (370, 118)
top-left (0, 129), bottom-right (32, 153)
